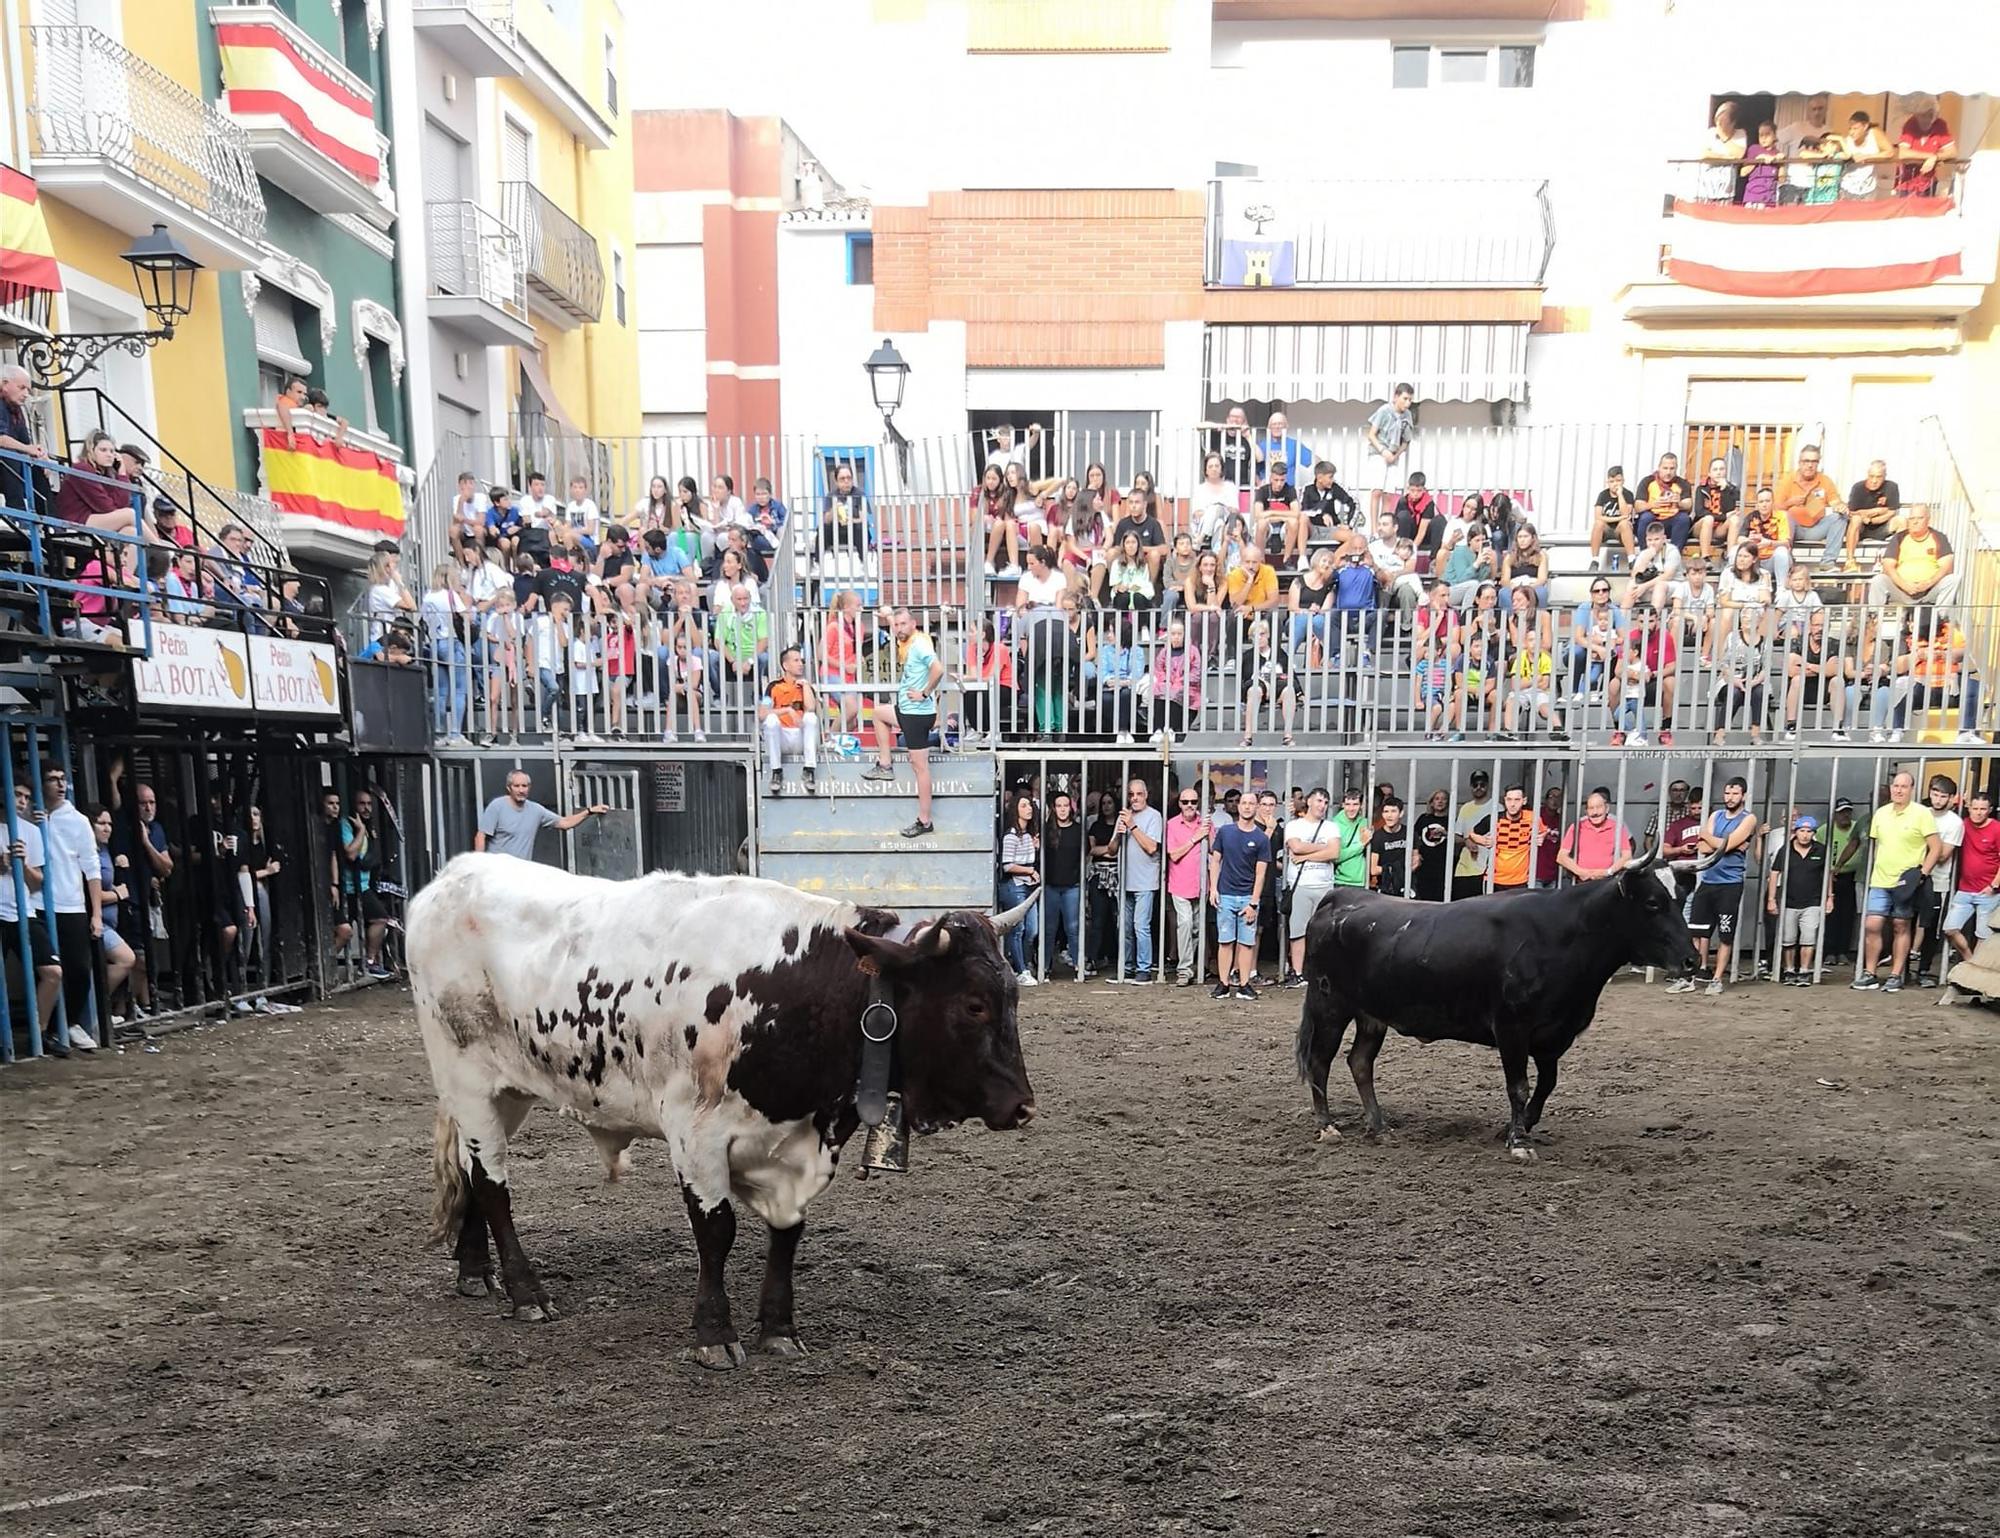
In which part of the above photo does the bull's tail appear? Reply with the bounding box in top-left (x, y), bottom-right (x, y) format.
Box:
top-left (429, 1106), bottom-right (468, 1250)
top-left (1295, 998), bottom-right (1316, 1083)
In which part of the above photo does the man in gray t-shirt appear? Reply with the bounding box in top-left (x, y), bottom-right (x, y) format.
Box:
top-left (1112, 778), bottom-right (1164, 981)
top-left (475, 771), bottom-right (609, 860)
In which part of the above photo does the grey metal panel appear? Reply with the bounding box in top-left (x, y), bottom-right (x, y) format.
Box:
top-left (570, 765), bottom-right (642, 880)
top-left (645, 756), bottom-right (750, 877)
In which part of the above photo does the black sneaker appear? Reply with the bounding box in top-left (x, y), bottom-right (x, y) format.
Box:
top-left (900, 819), bottom-right (934, 839)
top-left (768, 768), bottom-right (784, 796)
top-left (1281, 970), bottom-right (1306, 989)
top-left (1210, 980), bottom-right (1233, 1000)
top-left (1235, 983), bottom-right (1259, 1001)
top-left (802, 767), bottom-right (817, 795)
top-left (1780, 969), bottom-right (1798, 986)
top-left (1851, 972), bottom-right (1881, 990)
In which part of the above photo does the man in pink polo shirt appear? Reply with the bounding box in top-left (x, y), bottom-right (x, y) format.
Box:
top-left (1556, 787), bottom-right (1635, 884)
top-left (1164, 786), bottom-right (1211, 988)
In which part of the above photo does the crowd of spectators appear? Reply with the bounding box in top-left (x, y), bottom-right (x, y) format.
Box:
top-left (0, 761), bottom-right (384, 1058)
top-left (1694, 92), bottom-right (1959, 206)
top-left (986, 766), bottom-right (1991, 997)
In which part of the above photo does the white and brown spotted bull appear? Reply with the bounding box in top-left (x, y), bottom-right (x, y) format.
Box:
top-left (408, 854), bottom-right (1037, 1367)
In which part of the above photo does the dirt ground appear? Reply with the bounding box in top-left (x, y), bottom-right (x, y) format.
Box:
top-left (1, 974), bottom-right (1996, 1538)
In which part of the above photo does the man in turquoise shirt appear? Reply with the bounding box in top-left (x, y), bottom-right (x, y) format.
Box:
top-left (861, 606), bottom-right (943, 838)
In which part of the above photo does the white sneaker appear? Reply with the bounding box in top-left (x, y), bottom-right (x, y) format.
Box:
top-left (1869, 728), bottom-right (1886, 743)
top-left (1627, 730), bottom-right (1647, 746)
top-left (66, 1026), bottom-right (98, 1051)
top-left (1705, 978), bottom-right (1724, 996)
top-left (1956, 732), bottom-right (1985, 745)
top-left (1888, 729), bottom-right (1905, 743)
top-left (1016, 971), bottom-right (1038, 988)
top-left (1665, 977), bottom-right (1697, 994)
top-left (1115, 732), bottom-right (1136, 745)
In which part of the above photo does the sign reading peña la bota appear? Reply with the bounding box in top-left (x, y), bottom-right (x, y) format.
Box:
top-left (127, 621), bottom-right (341, 719)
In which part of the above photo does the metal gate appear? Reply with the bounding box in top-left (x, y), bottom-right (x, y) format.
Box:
top-left (568, 764), bottom-right (642, 880)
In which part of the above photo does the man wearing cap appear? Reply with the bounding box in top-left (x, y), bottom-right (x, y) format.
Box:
top-left (1853, 770), bottom-right (1941, 993)
top-left (1671, 776), bottom-right (1758, 997)
top-left (1766, 814), bottom-right (1832, 985)
top-left (1826, 797), bottom-right (1863, 964)
top-left (1451, 770), bottom-right (1493, 902)
top-left (150, 498), bottom-right (193, 550)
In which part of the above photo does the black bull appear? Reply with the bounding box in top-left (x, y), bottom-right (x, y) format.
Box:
top-left (1294, 853), bottom-right (1702, 1159)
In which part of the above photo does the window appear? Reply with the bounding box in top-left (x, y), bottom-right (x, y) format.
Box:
top-left (1438, 49), bottom-right (1486, 85)
top-left (612, 248), bottom-right (627, 324)
top-left (252, 287), bottom-right (311, 376)
top-left (846, 233), bottom-right (874, 287)
top-left (364, 337), bottom-right (400, 444)
top-left (342, 2), bottom-right (373, 87)
top-left (603, 34), bottom-right (618, 115)
top-left (1391, 43), bottom-right (1536, 89)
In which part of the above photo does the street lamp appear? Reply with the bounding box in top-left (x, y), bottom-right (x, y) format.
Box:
top-left (863, 336), bottom-right (911, 477)
top-left (22, 223), bottom-right (204, 389)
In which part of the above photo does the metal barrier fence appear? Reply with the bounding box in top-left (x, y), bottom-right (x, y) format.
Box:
top-left (979, 600), bottom-right (1989, 751)
top-left (411, 420), bottom-right (1975, 587)
top-left (984, 746), bottom-right (1994, 994)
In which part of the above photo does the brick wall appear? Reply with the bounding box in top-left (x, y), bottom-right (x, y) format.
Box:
top-left (873, 189), bottom-right (1204, 366)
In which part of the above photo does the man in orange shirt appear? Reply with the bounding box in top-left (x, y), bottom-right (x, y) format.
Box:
top-left (1869, 504), bottom-right (1958, 608)
top-left (1490, 783), bottom-right (1542, 894)
top-left (760, 645), bottom-right (820, 796)
top-left (1773, 446), bottom-right (1848, 567)
top-left (1225, 541), bottom-right (1281, 612)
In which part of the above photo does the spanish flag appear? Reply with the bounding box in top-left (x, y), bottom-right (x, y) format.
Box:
top-left (0, 165), bottom-right (60, 300)
top-left (216, 20), bottom-right (381, 185)
top-left (261, 428), bottom-right (406, 537)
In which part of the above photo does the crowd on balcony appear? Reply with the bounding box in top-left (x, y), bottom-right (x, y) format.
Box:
top-left (981, 765), bottom-right (1988, 1002)
top-left (1692, 92), bottom-right (1960, 205)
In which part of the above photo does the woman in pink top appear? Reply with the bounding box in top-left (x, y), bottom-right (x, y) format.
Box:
top-left (1148, 615), bottom-right (1203, 742)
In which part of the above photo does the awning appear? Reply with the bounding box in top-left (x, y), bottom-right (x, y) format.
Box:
top-left (0, 165), bottom-right (61, 298)
top-left (1669, 0), bottom-right (1999, 96)
top-left (1205, 322), bottom-right (1530, 405)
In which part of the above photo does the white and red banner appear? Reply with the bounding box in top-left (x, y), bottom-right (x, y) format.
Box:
top-left (216, 18), bottom-right (380, 185)
top-left (1664, 197), bottom-right (1962, 299)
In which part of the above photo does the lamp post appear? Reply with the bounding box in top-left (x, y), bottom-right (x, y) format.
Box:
top-left (22, 223), bottom-right (203, 389)
top-left (863, 336), bottom-right (911, 480)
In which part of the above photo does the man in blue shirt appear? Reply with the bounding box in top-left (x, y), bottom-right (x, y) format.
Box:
top-left (860, 606), bottom-right (942, 838)
top-left (1209, 791), bottom-right (1272, 1001)
top-left (483, 486), bottom-right (522, 561)
top-left (1670, 775), bottom-right (1760, 997)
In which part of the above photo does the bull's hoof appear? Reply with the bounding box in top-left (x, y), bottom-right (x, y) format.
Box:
top-left (756, 1331), bottom-right (808, 1359)
top-left (691, 1341), bottom-right (748, 1371)
top-left (1507, 1144), bottom-right (1538, 1163)
top-left (1316, 1123), bottom-right (1342, 1144)
top-left (497, 1291), bottom-right (558, 1322)
top-left (455, 1273), bottom-right (493, 1298)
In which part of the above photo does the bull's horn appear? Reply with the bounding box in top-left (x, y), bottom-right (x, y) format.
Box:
top-left (1630, 841), bottom-right (1662, 872)
top-left (991, 888), bottom-right (1043, 935)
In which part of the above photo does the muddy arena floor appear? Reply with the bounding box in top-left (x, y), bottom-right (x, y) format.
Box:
top-left (1, 976), bottom-right (1996, 1538)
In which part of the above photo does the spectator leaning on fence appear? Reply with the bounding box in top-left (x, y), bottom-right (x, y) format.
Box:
top-left (1, 784), bottom-right (60, 1049)
top-left (1854, 771), bottom-right (1941, 994)
top-left (1165, 787), bottom-right (1210, 989)
top-left (475, 771), bottom-right (608, 861)
top-left (1210, 789), bottom-right (1270, 1002)
top-left (1043, 791), bottom-right (1084, 975)
top-left (997, 794), bottom-right (1041, 988)
top-left (1672, 776), bottom-right (1759, 997)
top-left (1280, 788), bottom-right (1337, 989)
top-left (1112, 777), bottom-right (1163, 985)
top-left (1766, 815), bottom-right (1831, 986)
top-left (1943, 789), bottom-right (2000, 975)
top-left (37, 765), bottom-right (102, 1049)
top-left (1557, 789), bottom-right (1633, 884)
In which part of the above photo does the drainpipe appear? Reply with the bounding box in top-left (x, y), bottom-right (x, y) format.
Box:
top-left (575, 136), bottom-right (599, 434)
top-left (4, 0), bottom-right (32, 170)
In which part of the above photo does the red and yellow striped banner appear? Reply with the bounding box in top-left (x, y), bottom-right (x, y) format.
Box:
top-left (261, 428), bottom-right (406, 537)
top-left (216, 20), bottom-right (380, 184)
top-left (0, 164), bottom-right (60, 296)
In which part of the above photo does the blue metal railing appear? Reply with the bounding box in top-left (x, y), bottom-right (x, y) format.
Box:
top-left (0, 444), bottom-right (158, 655)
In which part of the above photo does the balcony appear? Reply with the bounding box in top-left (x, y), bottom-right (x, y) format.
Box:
top-left (501, 180), bottom-right (604, 327)
top-left (425, 200), bottom-right (538, 347)
top-left (24, 24), bottom-right (266, 270)
top-left (1205, 177), bottom-right (1552, 289)
top-left (243, 406), bottom-right (414, 566)
top-left (208, 4), bottom-right (393, 226)
top-left (1627, 158), bottom-right (1994, 323)
top-left (410, 0), bottom-right (525, 78)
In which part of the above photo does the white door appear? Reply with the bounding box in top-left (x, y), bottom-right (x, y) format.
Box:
top-left (1845, 376), bottom-right (1936, 497)
top-left (62, 288), bottom-right (155, 437)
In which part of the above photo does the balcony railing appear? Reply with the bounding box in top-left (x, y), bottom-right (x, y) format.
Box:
top-left (501, 180), bottom-right (604, 324)
top-left (25, 24), bottom-right (266, 251)
top-left (1664, 156), bottom-right (1970, 209)
top-left (1206, 177), bottom-right (1551, 289)
top-left (426, 199), bottom-right (529, 322)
